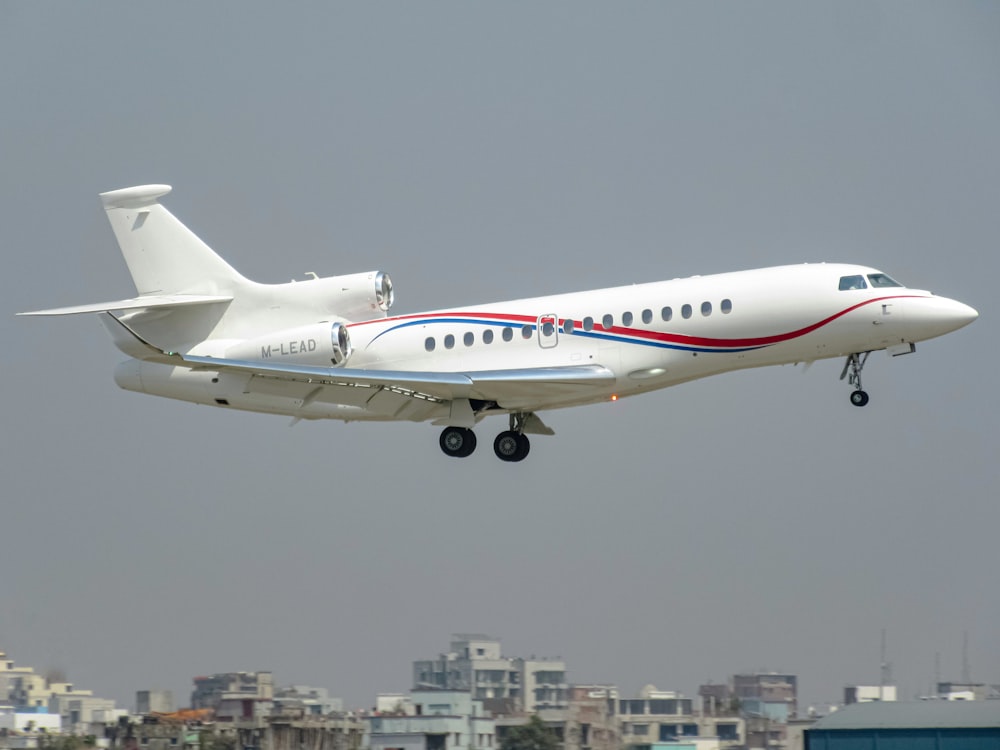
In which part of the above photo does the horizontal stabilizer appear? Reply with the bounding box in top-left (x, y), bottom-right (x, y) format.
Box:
top-left (18, 294), bottom-right (233, 317)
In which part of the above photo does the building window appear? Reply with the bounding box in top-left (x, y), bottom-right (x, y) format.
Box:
top-left (631, 724), bottom-right (649, 736)
top-left (716, 724), bottom-right (738, 741)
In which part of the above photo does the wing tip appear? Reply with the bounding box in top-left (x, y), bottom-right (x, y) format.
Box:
top-left (99, 184), bottom-right (172, 209)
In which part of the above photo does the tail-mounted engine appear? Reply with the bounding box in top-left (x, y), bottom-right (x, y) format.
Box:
top-left (305, 270), bottom-right (394, 321)
top-left (227, 321), bottom-right (353, 367)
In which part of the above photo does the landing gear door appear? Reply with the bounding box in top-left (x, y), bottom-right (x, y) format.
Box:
top-left (537, 313), bottom-right (558, 349)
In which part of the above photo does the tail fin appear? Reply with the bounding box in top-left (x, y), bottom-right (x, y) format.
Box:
top-left (100, 185), bottom-right (248, 296)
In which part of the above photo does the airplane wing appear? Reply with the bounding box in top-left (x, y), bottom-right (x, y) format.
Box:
top-left (176, 353), bottom-right (616, 415)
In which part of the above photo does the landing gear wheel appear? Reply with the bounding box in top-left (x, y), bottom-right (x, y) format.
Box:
top-left (494, 430), bottom-right (530, 462)
top-left (439, 426), bottom-right (477, 458)
top-left (841, 352), bottom-right (872, 409)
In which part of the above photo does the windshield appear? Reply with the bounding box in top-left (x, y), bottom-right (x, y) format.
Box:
top-left (867, 273), bottom-right (903, 288)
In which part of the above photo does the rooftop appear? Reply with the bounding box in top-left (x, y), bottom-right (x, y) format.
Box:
top-left (811, 701), bottom-right (1000, 730)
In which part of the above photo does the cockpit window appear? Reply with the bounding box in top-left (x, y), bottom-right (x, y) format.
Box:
top-left (867, 273), bottom-right (903, 288)
top-left (839, 275), bottom-right (867, 291)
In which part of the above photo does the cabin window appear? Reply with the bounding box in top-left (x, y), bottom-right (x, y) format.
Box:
top-left (464, 332), bottom-right (474, 347)
top-left (541, 321), bottom-right (555, 336)
top-left (521, 324), bottom-right (533, 339)
top-left (701, 301), bottom-right (712, 316)
top-left (583, 316), bottom-right (594, 331)
top-left (721, 298), bottom-right (732, 314)
top-left (839, 275), bottom-right (867, 291)
top-left (681, 304), bottom-right (692, 319)
top-left (868, 273), bottom-right (903, 288)
top-left (602, 314), bottom-right (613, 330)
top-left (444, 334), bottom-right (455, 349)
top-left (563, 319), bottom-right (575, 334)
top-left (661, 306), bottom-right (673, 322)
top-left (622, 311), bottom-right (633, 326)
top-left (483, 329), bottom-right (494, 344)
top-left (502, 327), bottom-right (514, 342)
top-left (425, 337), bottom-right (436, 352)
top-left (642, 309), bottom-right (653, 324)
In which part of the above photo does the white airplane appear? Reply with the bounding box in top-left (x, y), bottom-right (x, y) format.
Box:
top-left (20, 185), bottom-right (978, 462)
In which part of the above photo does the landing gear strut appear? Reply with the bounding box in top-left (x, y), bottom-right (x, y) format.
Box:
top-left (841, 352), bottom-right (871, 407)
top-left (493, 413), bottom-right (531, 462)
top-left (439, 426), bottom-right (477, 458)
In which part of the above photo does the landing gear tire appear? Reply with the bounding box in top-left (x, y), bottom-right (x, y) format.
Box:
top-left (841, 352), bottom-right (872, 408)
top-left (494, 430), bottom-right (530, 462)
top-left (439, 426), bottom-right (477, 458)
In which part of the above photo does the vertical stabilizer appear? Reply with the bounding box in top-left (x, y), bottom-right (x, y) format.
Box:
top-left (99, 185), bottom-right (247, 296)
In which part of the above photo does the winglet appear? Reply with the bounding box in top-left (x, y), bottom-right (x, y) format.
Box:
top-left (99, 184), bottom-right (172, 209)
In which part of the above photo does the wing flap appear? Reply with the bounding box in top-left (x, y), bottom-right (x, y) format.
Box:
top-left (174, 353), bottom-right (615, 409)
top-left (18, 294), bottom-right (233, 316)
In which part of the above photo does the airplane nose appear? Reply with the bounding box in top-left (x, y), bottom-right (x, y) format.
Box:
top-left (908, 295), bottom-right (978, 340)
top-left (939, 297), bottom-right (979, 330)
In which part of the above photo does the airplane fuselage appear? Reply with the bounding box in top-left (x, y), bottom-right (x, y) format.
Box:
top-left (113, 263), bottom-right (975, 421)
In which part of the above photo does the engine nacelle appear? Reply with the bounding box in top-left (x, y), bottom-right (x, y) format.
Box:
top-left (310, 270), bottom-right (393, 321)
top-left (226, 321), bottom-right (353, 366)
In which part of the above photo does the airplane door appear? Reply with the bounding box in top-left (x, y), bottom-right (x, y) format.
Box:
top-left (537, 314), bottom-right (558, 349)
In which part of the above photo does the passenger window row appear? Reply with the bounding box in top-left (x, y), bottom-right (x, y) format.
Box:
top-left (566, 298), bottom-right (733, 333)
top-left (422, 299), bottom-right (733, 351)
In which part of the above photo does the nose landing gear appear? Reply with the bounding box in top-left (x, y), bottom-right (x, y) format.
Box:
top-left (841, 352), bottom-right (871, 407)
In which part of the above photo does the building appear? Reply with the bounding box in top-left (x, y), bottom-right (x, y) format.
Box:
top-left (0, 704), bottom-right (62, 734)
top-left (935, 681), bottom-right (998, 701)
top-left (136, 690), bottom-right (175, 715)
top-left (617, 686), bottom-right (743, 749)
top-left (496, 686), bottom-right (620, 750)
top-left (273, 685), bottom-right (343, 716)
top-left (732, 673), bottom-right (798, 722)
top-left (843, 685), bottom-right (897, 705)
top-left (191, 672), bottom-right (274, 710)
top-left (367, 690), bottom-right (494, 750)
top-left (805, 700), bottom-right (1000, 749)
top-left (413, 635), bottom-right (567, 713)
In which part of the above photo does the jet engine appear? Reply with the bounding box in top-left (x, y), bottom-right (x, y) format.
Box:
top-left (226, 321), bottom-right (353, 367)
top-left (309, 270), bottom-right (394, 321)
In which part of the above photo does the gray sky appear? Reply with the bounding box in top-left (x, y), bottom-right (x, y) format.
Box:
top-left (2, 2), bottom-right (997, 713)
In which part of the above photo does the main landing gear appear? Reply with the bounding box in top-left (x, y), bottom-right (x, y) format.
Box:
top-left (841, 352), bottom-right (871, 407)
top-left (438, 413), bottom-right (532, 462)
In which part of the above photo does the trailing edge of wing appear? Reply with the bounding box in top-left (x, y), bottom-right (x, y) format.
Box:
top-left (176, 353), bottom-right (616, 403)
top-left (17, 294), bottom-right (233, 317)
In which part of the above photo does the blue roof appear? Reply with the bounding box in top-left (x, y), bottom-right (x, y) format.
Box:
top-left (810, 701), bottom-right (1000, 730)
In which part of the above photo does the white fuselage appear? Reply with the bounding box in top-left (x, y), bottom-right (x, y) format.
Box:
top-left (112, 263), bottom-right (977, 422)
